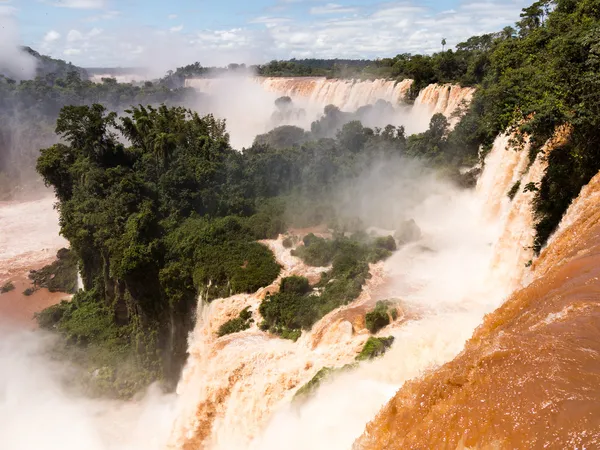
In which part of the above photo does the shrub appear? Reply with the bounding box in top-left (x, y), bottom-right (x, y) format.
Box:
top-left (356, 336), bottom-right (395, 361)
top-left (0, 281), bottom-right (15, 294)
top-left (217, 307), bottom-right (254, 337)
top-left (282, 236), bottom-right (294, 248)
top-left (365, 301), bottom-right (392, 334)
top-left (280, 276), bottom-right (311, 295)
top-left (374, 235), bottom-right (397, 252)
top-left (23, 287), bottom-right (35, 296)
top-left (291, 234), bottom-right (335, 266)
top-left (262, 234), bottom-right (397, 339)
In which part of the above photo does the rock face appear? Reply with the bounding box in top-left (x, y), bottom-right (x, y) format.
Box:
top-left (353, 171), bottom-right (600, 450)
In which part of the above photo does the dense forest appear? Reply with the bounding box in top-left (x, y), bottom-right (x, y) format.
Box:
top-left (3, 0), bottom-right (598, 397)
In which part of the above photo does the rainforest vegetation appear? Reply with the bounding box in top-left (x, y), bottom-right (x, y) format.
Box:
top-left (0, 63), bottom-right (200, 198)
top-left (2, 0), bottom-right (595, 397)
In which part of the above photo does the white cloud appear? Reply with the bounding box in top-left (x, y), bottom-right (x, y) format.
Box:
top-left (67, 29), bottom-right (83, 42)
top-left (64, 48), bottom-right (81, 55)
top-left (36, 0), bottom-right (531, 69)
top-left (310, 3), bottom-right (358, 15)
top-left (43, 30), bottom-right (61, 42)
top-left (168, 14), bottom-right (177, 20)
top-left (52, 0), bottom-right (105, 8)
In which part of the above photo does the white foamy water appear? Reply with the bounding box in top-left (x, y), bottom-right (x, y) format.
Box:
top-left (167, 133), bottom-right (539, 449)
top-left (0, 126), bottom-right (552, 450)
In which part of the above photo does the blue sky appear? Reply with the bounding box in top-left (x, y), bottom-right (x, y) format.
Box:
top-left (1, 0), bottom-right (531, 72)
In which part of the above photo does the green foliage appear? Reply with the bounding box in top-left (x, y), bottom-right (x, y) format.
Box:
top-left (280, 276), bottom-right (311, 295)
top-left (260, 234), bottom-right (395, 339)
top-left (0, 281), bottom-right (14, 294)
top-left (374, 235), bottom-right (397, 252)
top-left (508, 180), bottom-right (522, 200)
top-left (365, 301), bottom-right (395, 334)
top-left (35, 290), bottom-right (161, 398)
top-left (356, 336), bottom-right (395, 361)
top-left (23, 288), bottom-right (35, 296)
top-left (217, 306), bottom-right (254, 337)
top-left (29, 248), bottom-right (78, 293)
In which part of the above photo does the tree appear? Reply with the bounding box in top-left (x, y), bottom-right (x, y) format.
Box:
top-left (442, 38), bottom-right (447, 51)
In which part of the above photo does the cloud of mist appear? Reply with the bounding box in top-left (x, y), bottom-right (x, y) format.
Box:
top-left (0, 10), bottom-right (37, 80)
top-left (186, 75), bottom-right (434, 150)
top-left (0, 325), bottom-right (177, 450)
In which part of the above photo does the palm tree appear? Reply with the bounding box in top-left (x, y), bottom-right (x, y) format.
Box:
top-left (441, 38), bottom-right (447, 52)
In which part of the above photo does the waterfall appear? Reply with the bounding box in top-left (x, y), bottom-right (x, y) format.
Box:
top-left (76, 267), bottom-right (84, 292)
top-left (184, 77), bottom-right (475, 147)
top-left (167, 128), bottom-right (545, 449)
top-left (353, 143), bottom-right (600, 450)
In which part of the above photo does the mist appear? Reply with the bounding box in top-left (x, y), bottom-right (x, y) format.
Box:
top-left (0, 11), bottom-right (36, 80)
top-left (0, 325), bottom-right (177, 450)
top-left (246, 154), bottom-right (508, 450)
top-left (185, 74), bottom-right (436, 150)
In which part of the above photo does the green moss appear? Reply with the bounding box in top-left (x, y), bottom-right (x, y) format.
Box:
top-left (0, 281), bottom-right (15, 294)
top-left (356, 336), bottom-right (395, 361)
top-left (217, 306), bottom-right (254, 337)
top-left (29, 248), bottom-right (78, 293)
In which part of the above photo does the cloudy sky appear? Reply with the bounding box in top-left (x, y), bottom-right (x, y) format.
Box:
top-left (1, 0), bottom-right (530, 71)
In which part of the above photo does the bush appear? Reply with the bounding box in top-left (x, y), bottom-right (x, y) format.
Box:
top-left (365, 301), bottom-right (392, 334)
top-left (217, 306), bottom-right (254, 337)
top-left (291, 234), bottom-right (335, 266)
top-left (282, 236), bottom-right (294, 248)
top-left (23, 287), bottom-right (35, 296)
top-left (356, 336), bottom-right (395, 361)
top-left (374, 235), bottom-right (397, 252)
top-left (262, 234), bottom-right (396, 339)
top-left (280, 276), bottom-right (311, 295)
top-left (0, 281), bottom-right (15, 294)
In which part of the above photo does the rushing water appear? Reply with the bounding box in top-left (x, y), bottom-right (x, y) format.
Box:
top-left (0, 107), bottom-right (592, 449)
top-left (354, 160), bottom-right (600, 450)
top-left (167, 131), bottom-right (540, 449)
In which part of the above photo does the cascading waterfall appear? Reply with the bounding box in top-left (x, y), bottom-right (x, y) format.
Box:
top-left (353, 138), bottom-right (600, 450)
top-left (185, 77), bottom-right (475, 144)
top-left (185, 78), bottom-right (415, 111)
top-left (167, 131), bottom-right (542, 449)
